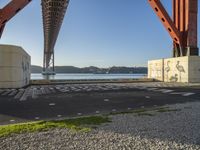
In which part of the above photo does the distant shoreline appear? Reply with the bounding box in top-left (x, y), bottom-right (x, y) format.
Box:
top-left (31, 65), bottom-right (147, 74)
top-left (31, 73), bottom-right (147, 74)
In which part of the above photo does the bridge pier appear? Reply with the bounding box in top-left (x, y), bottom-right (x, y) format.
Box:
top-left (148, 0), bottom-right (199, 83)
top-left (42, 51), bottom-right (56, 76)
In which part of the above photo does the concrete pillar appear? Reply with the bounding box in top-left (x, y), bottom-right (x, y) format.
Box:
top-left (0, 45), bottom-right (31, 88)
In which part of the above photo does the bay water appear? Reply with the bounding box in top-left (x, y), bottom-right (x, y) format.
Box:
top-left (31, 73), bottom-right (147, 80)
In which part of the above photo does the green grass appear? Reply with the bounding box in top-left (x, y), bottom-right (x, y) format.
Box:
top-left (0, 107), bottom-right (182, 138)
top-left (0, 116), bottom-right (110, 138)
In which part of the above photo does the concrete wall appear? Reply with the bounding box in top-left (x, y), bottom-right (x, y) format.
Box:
top-left (148, 56), bottom-right (200, 83)
top-left (0, 45), bottom-right (31, 88)
top-left (148, 59), bottom-right (164, 81)
top-left (188, 56), bottom-right (200, 83)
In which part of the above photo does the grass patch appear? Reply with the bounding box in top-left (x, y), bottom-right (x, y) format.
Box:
top-left (0, 116), bottom-right (110, 138)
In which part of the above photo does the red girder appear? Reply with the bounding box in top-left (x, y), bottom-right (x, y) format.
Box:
top-left (0, 24), bottom-right (5, 38)
top-left (148, 0), bottom-right (198, 56)
top-left (0, 0), bottom-right (32, 38)
top-left (185, 0), bottom-right (198, 49)
top-left (148, 0), bottom-right (181, 45)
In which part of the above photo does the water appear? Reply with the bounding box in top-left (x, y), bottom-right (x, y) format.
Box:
top-left (31, 73), bottom-right (147, 80)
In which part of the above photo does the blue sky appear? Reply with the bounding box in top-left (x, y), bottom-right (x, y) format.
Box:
top-left (0, 0), bottom-right (199, 67)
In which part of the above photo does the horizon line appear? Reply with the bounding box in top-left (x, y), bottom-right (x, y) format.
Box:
top-left (31, 65), bottom-right (147, 68)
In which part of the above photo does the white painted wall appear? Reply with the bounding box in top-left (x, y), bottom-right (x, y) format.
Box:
top-left (188, 56), bottom-right (200, 82)
top-left (148, 59), bottom-right (164, 81)
top-left (148, 56), bottom-right (200, 83)
top-left (0, 45), bottom-right (31, 88)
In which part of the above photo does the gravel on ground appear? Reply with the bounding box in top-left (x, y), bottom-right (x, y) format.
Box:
top-left (1, 102), bottom-right (200, 150)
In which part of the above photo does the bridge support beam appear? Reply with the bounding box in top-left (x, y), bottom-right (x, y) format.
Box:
top-left (0, 0), bottom-right (31, 38)
top-left (148, 0), bottom-right (199, 57)
top-left (148, 0), bottom-right (199, 83)
top-left (42, 51), bottom-right (55, 75)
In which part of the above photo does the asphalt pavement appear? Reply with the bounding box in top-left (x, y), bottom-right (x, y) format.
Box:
top-left (0, 82), bottom-right (200, 125)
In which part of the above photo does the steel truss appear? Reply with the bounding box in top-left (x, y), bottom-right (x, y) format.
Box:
top-left (41, 0), bottom-right (70, 74)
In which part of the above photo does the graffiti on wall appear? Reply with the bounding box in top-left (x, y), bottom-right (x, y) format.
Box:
top-left (164, 61), bottom-right (170, 82)
top-left (149, 59), bottom-right (187, 82)
top-left (149, 61), bottom-right (163, 81)
top-left (175, 61), bottom-right (185, 82)
top-left (167, 60), bottom-right (185, 82)
top-left (21, 56), bottom-right (30, 85)
top-left (149, 57), bottom-right (200, 83)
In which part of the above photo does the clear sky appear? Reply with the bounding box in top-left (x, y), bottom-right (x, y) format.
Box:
top-left (0, 0), bottom-right (199, 67)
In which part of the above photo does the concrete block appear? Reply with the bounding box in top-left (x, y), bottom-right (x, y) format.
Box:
top-left (0, 45), bottom-right (31, 88)
top-left (148, 56), bottom-right (200, 83)
top-left (148, 59), bottom-right (164, 81)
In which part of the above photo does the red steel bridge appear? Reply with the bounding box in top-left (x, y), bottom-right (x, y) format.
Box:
top-left (0, 0), bottom-right (198, 74)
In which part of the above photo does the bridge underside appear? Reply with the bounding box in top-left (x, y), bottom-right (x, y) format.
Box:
top-left (41, 0), bottom-right (70, 74)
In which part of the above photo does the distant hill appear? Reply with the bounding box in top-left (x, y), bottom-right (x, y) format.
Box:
top-left (31, 65), bottom-right (43, 73)
top-left (31, 65), bottom-right (147, 74)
